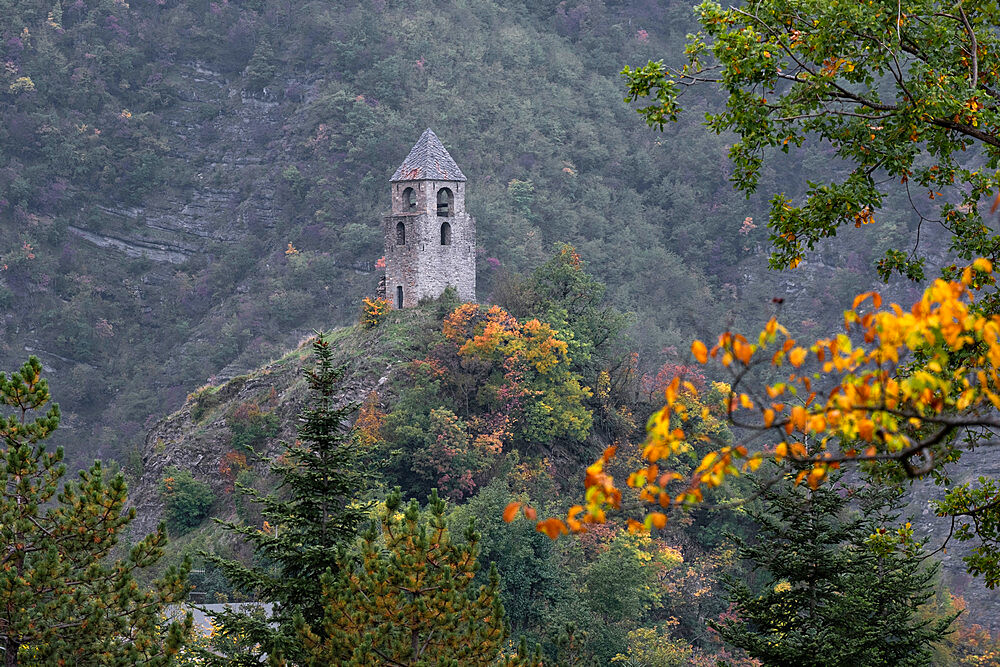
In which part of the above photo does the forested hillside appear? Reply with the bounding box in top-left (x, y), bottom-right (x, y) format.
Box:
top-left (12, 0), bottom-right (1000, 662)
top-left (0, 0), bottom-right (915, 468)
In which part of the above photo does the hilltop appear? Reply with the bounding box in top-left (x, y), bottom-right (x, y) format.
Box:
top-left (0, 0), bottom-right (907, 471)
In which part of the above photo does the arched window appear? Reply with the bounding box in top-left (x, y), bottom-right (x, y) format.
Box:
top-left (440, 221), bottom-right (452, 245)
top-left (437, 187), bottom-right (453, 217)
top-left (402, 186), bottom-right (416, 212)
top-left (396, 221), bottom-right (406, 245)
top-left (396, 286), bottom-right (403, 309)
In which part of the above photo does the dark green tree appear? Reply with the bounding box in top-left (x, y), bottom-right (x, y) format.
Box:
top-left (295, 488), bottom-right (539, 666)
top-left (497, 243), bottom-right (629, 374)
top-left (710, 476), bottom-right (954, 667)
top-left (0, 357), bottom-right (191, 666)
top-left (207, 334), bottom-right (369, 664)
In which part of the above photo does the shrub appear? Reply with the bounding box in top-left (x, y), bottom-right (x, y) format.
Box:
top-left (360, 296), bottom-right (392, 329)
top-left (188, 383), bottom-right (222, 421)
top-left (159, 467), bottom-right (215, 535)
top-left (228, 401), bottom-right (281, 451)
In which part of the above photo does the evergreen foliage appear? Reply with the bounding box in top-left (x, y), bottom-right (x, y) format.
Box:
top-left (710, 476), bottom-right (954, 666)
top-left (295, 488), bottom-right (528, 666)
top-left (0, 357), bottom-right (191, 666)
top-left (206, 334), bottom-right (369, 663)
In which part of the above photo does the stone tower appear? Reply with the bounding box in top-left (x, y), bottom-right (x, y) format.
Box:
top-left (383, 129), bottom-right (476, 308)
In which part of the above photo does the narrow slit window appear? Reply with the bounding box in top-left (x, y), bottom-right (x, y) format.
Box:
top-left (440, 221), bottom-right (452, 245)
top-left (396, 221), bottom-right (406, 245)
top-left (396, 286), bottom-right (403, 309)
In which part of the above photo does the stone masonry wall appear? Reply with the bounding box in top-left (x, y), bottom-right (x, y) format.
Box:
top-left (384, 179), bottom-right (475, 306)
top-left (417, 210), bottom-right (476, 303)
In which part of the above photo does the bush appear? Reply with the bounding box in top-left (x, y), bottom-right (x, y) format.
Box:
top-left (228, 401), bottom-right (281, 451)
top-left (159, 467), bottom-right (215, 535)
top-left (360, 296), bottom-right (392, 329)
top-left (188, 383), bottom-right (222, 422)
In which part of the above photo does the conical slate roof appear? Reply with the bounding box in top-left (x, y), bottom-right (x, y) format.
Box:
top-left (390, 128), bottom-right (467, 182)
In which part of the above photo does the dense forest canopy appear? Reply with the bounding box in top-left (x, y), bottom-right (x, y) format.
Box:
top-left (0, 0), bottom-right (911, 467)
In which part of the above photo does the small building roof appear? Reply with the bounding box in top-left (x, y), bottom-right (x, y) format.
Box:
top-left (390, 128), bottom-right (467, 182)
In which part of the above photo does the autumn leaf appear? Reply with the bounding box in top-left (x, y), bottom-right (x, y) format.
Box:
top-left (536, 518), bottom-right (568, 539)
top-left (503, 502), bottom-right (522, 523)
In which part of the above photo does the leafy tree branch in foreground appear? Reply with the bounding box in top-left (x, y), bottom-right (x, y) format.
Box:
top-left (624, 0), bottom-right (1000, 282)
top-left (510, 259), bottom-right (1000, 589)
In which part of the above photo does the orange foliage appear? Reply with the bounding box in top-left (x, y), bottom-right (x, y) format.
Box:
top-left (359, 296), bottom-right (392, 329)
top-left (512, 258), bottom-right (1000, 536)
top-left (444, 303), bottom-right (569, 372)
top-left (353, 391), bottom-right (384, 450)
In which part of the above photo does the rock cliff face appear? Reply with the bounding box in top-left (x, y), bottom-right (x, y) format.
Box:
top-left (130, 348), bottom-right (306, 540)
top-left (907, 447), bottom-right (1000, 630)
top-left (67, 62), bottom-right (281, 261)
top-left (128, 310), bottom-right (426, 540)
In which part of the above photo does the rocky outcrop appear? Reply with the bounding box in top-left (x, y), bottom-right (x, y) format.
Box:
top-left (128, 313), bottom-right (419, 540)
top-left (69, 61), bottom-right (283, 263)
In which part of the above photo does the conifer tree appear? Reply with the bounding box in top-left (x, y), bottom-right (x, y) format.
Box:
top-left (0, 356), bottom-right (191, 666)
top-left (710, 476), bottom-right (954, 667)
top-left (207, 334), bottom-right (369, 663)
top-left (296, 488), bottom-right (540, 666)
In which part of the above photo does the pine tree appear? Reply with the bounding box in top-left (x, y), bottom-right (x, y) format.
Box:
top-left (295, 488), bottom-right (538, 666)
top-left (207, 334), bottom-right (369, 663)
top-left (710, 476), bottom-right (954, 667)
top-left (0, 357), bottom-right (191, 666)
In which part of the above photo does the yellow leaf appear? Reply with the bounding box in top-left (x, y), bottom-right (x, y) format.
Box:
top-left (691, 339), bottom-right (708, 364)
top-left (665, 377), bottom-right (680, 404)
top-left (734, 340), bottom-right (753, 364)
top-left (789, 347), bottom-right (807, 367)
top-left (790, 405), bottom-right (807, 431)
top-left (807, 467), bottom-right (826, 489)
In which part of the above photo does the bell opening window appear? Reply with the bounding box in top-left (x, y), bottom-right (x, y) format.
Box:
top-left (396, 221), bottom-right (406, 246)
top-left (396, 286), bottom-right (403, 309)
top-left (436, 187), bottom-right (454, 217)
top-left (440, 221), bottom-right (452, 245)
top-left (402, 186), bottom-right (416, 212)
